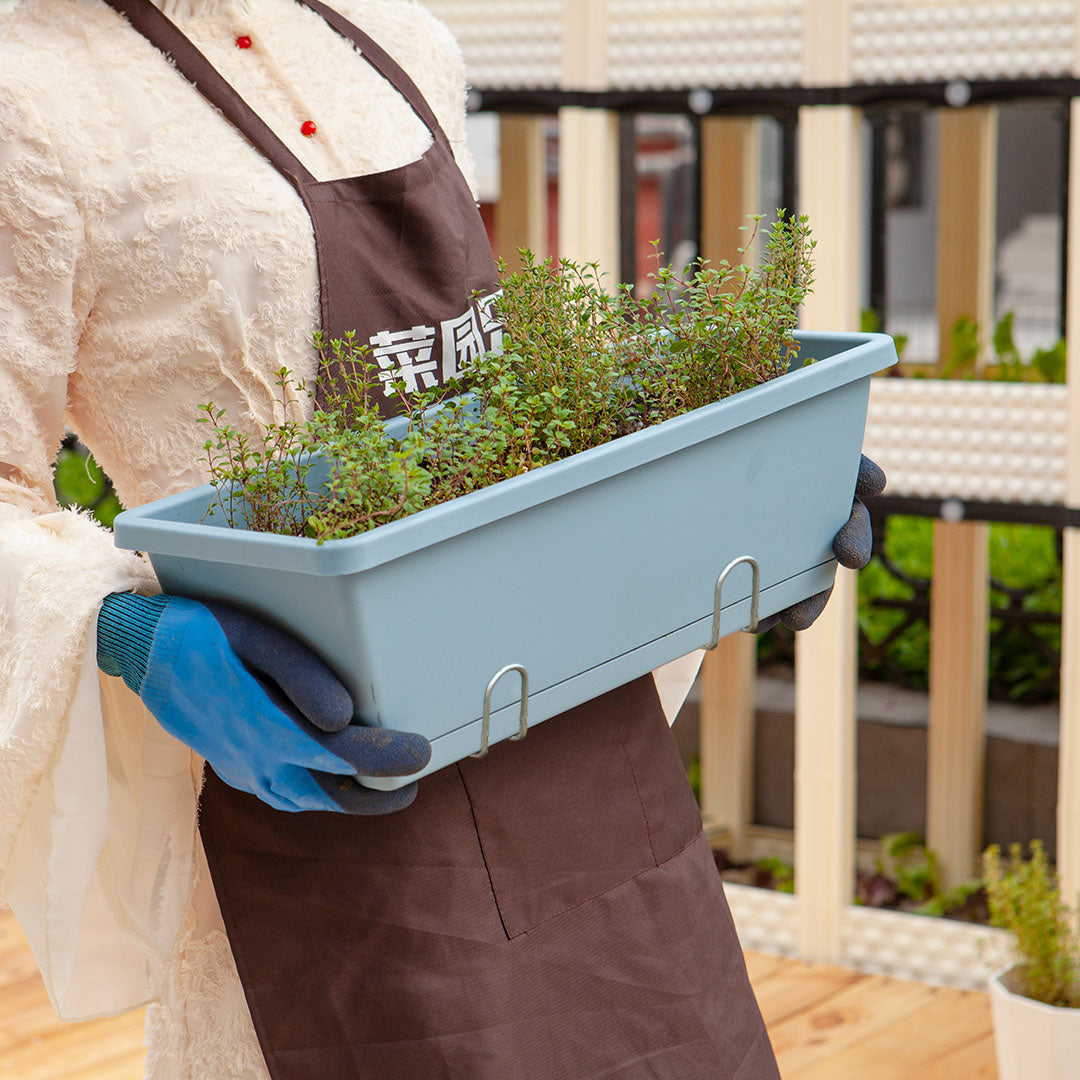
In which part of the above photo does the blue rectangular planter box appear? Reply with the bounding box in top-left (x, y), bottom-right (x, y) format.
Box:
top-left (114, 331), bottom-right (897, 789)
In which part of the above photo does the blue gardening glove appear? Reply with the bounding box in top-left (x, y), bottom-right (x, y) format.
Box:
top-left (756, 454), bottom-right (886, 633)
top-left (96, 593), bottom-right (430, 814)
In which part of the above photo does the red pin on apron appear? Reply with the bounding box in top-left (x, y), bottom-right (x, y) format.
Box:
top-left (100, 2), bottom-right (780, 1076)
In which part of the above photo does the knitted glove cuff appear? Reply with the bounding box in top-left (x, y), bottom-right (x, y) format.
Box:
top-left (96, 592), bottom-right (170, 695)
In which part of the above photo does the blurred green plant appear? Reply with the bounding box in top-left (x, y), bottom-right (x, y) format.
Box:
top-left (755, 855), bottom-right (795, 894)
top-left (687, 753), bottom-right (701, 804)
top-left (858, 516), bottom-right (1062, 701)
top-left (984, 840), bottom-right (1080, 1006)
top-left (860, 520), bottom-right (1061, 698)
top-left (862, 307), bottom-right (1065, 384)
top-left (942, 310), bottom-right (1066, 384)
top-left (52, 439), bottom-right (122, 528)
top-left (860, 308), bottom-right (908, 360)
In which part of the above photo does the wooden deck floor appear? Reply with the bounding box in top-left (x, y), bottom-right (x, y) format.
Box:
top-left (0, 909), bottom-right (998, 1079)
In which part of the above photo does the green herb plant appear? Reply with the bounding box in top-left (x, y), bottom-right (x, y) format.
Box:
top-left (942, 311), bottom-right (1066, 384)
top-left (200, 212), bottom-right (815, 542)
top-left (984, 840), bottom-right (1080, 1008)
top-left (856, 831), bottom-right (984, 919)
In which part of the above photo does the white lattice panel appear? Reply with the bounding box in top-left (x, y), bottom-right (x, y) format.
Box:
top-left (724, 882), bottom-right (800, 956)
top-left (724, 883), bottom-right (1012, 990)
top-left (852, 0), bottom-right (1078, 84)
top-left (422, 0), bottom-right (564, 89)
top-left (862, 379), bottom-right (1070, 504)
top-left (607, 1), bottom-right (804, 90)
top-left (844, 904), bottom-right (1012, 989)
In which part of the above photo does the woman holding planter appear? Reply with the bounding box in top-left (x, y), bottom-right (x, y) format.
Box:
top-left (0, 0), bottom-right (880, 1075)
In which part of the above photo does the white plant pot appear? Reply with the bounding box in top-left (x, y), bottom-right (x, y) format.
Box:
top-left (989, 965), bottom-right (1080, 1080)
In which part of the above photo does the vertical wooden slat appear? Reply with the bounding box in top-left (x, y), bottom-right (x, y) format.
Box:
top-left (701, 117), bottom-right (762, 267)
top-left (558, 0), bottom-right (618, 276)
top-left (794, 100), bottom-right (862, 964)
top-left (557, 110), bottom-right (620, 274)
top-left (795, 566), bottom-right (859, 962)
top-left (926, 106), bottom-right (996, 889)
top-left (926, 522), bottom-right (989, 886)
top-left (936, 108), bottom-right (998, 372)
top-left (699, 633), bottom-right (757, 858)
top-left (1057, 98), bottom-right (1080, 906)
top-left (496, 116), bottom-right (549, 270)
top-left (696, 115), bottom-right (762, 857)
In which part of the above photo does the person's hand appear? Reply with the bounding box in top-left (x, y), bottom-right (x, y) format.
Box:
top-left (96, 593), bottom-right (430, 814)
top-left (755, 454), bottom-right (886, 634)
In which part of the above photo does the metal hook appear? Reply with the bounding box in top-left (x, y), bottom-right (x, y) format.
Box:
top-left (704, 556), bottom-right (760, 650)
top-left (471, 664), bottom-right (529, 759)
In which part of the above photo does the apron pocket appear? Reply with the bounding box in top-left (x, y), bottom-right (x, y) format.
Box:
top-left (457, 675), bottom-right (704, 938)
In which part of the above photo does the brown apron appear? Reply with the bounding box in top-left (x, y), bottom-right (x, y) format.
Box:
top-left (104, 2), bottom-right (780, 1076)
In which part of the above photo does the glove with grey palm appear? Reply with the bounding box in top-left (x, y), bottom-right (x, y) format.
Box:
top-left (755, 454), bottom-right (885, 634)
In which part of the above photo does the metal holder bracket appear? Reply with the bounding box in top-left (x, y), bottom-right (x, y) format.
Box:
top-left (704, 556), bottom-right (761, 650)
top-left (472, 664), bottom-right (529, 759)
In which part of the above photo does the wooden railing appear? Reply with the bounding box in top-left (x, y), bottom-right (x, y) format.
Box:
top-left (464, 0), bottom-right (1080, 978)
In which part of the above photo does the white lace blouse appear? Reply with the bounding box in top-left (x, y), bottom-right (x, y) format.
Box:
top-left (0, 1), bottom-right (702, 1075)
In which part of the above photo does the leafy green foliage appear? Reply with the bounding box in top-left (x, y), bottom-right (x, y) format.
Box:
top-left (860, 307), bottom-right (908, 359)
top-left (52, 442), bottom-right (123, 528)
top-left (940, 310), bottom-right (1065, 384)
top-left (858, 516), bottom-right (1062, 701)
top-left (857, 515), bottom-right (933, 690)
top-left (755, 856), bottom-right (795, 894)
top-left (850, 833), bottom-right (985, 920)
top-left (201, 214), bottom-right (816, 542)
top-left (984, 840), bottom-right (1080, 1007)
top-left (863, 307), bottom-right (1065, 383)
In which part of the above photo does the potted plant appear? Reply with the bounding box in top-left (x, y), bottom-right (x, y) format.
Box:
top-left (983, 840), bottom-right (1080, 1079)
top-left (113, 215), bottom-right (897, 786)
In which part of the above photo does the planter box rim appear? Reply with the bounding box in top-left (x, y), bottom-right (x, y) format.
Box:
top-left (115, 330), bottom-right (894, 577)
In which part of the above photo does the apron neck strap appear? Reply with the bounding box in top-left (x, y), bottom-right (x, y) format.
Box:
top-left (295, 0), bottom-right (448, 140)
top-left (100, 0), bottom-right (449, 192)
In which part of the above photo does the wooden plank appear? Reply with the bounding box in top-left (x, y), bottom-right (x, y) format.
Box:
top-left (701, 117), bottom-right (761, 268)
top-left (0, 1009), bottom-right (146, 1080)
top-left (927, 520), bottom-right (989, 887)
top-left (1061, 529), bottom-right (1080, 905)
top-left (743, 951), bottom-right (799, 985)
top-left (695, 115), bottom-right (761, 855)
top-left (0, 973), bottom-right (84, 1050)
top-left (49, 1049), bottom-right (148, 1080)
top-left (751, 960), bottom-right (866, 1028)
top-left (1058, 97), bottom-right (1080, 906)
top-left (557, 108), bottom-right (619, 277)
top-left (797, 106), bottom-right (862, 332)
top-left (924, 104), bottom-right (996, 892)
top-left (557, 0), bottom-right (617, 275)
top-left (781, 988), bottom-right (994, 1080)
top-left (561, 0), bottom-right (607, 92)
top-left (793, 567), bottom-right (858, 964)
top-left (918, 1033), bottom-right (999, 1080)
top-left (0, 911), bottom-right (146, 1079)
top-left (803, 0), bottom-right (852, 86)
top-left (770, 972), bottom-right (940, 1075)
top-left (699, 633), bottom-right (756, 860)
top-left (936, 107), bottom-right (997, 372)
top-left (495, 115), bottom-right (548, 269)
top-left (793, 99), bottom-right (863, 966)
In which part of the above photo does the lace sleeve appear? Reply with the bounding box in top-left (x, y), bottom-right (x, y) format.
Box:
top-left (0, 58), bottom-right (94, 513)
top-left (0, 57), bottom-right (190, 1023)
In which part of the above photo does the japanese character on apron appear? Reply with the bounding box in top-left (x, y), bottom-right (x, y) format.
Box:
top-left (101, 1), bottom-right (781, 1076)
